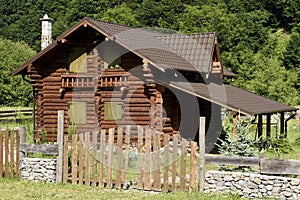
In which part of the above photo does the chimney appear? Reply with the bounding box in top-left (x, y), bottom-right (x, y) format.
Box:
top-left (40, 14), bottom-right (53, 50)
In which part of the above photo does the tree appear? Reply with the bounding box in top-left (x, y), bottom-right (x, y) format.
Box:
top-left (218, 117), bottom-right (259, 171)
top-left (0, 37), bottom-right (35, 106)
top-left (234, 30), bottom-right (300, 106)
top-left (283, 29), bottom-right (300, 94)
top-left (100, 3), bottom-right (140, 27)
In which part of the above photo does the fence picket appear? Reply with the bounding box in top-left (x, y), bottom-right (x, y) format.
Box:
top-left (137, 126), bottom-right (144, 190)
top-left (189, 141), bottom-right (197, 191)
top-left (84, 132), bottom-right (90, 186)
top-left (99, 130), bottom-right (105, 188)
top-left (172, 135), bottom-right (178, 192)
top-left (163, 134), bottom-right (170, 192)
top-left (71, 134), bottom-right (78, 184)
top-left (63, 134), bottom-right (69, 183)
top-left (91, 131), bottom-right (97, 186)
top-left (107, 128), bottom-right (114, 188)
top-left (9, 130), bottom-right (14, 177)
top-left (115, 127), bottom-right (123, 189)
top-left (180, 138), bottom-right (187, 192)
top-left (153, 132), bottom-right (161, 191)
top-left (15, 130), bottom-right (20, 178)
top-left (4, 131), bottom-right (9, 177)
top-left (144, 128), bottom-right (151, 190)
top-left (78, 133), bottom-right (84, 185)
top-left (123, 126), bottom-right (130, 189)
top-left (0, 131), bottom-right (3, 178)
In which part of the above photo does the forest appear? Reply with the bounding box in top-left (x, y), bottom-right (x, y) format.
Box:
top-left (0, 0), bottom-right (299, 107)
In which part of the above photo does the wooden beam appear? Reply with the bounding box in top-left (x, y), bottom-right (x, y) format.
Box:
top-left (280, 112), bottom-right (285, 137)
top-left (198, 117), bottom-right (205, 192)
top-left (205, 155), bottom-right (259, 166)
top-left (266, 114), bottom-right (271, 139)
top-left (56, 110), bottom-right (64, 183)
top-left (257, 114), bottom-right (263, 140)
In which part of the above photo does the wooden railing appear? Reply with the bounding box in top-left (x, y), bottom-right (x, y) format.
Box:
top-left (0, 109), bottom-right (33, 122)
top-left (61, 74), bottom-right (94, 88)
top-left (99, 74), bottom-right (128, 88)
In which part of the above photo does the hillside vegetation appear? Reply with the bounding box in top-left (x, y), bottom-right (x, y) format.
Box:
top-left (0, 0), bottom-right (299, 106)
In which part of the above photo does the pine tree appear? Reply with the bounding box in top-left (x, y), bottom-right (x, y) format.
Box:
top-left (217, 117), bottom-right (259, 171)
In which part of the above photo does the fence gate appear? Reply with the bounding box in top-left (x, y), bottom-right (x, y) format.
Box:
top-left (62, 126), bottom-right (199, 192)
top-left (0, 129), bottom-right (20, 178)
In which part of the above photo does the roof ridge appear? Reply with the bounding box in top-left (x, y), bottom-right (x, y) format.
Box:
top-left (85, 17), bottom-right (135, 29)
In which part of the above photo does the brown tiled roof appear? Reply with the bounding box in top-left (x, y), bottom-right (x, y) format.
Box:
top-left (12, 18), bottom-right (217, 75)
top-left (169, 81), bottom-right (295, 115)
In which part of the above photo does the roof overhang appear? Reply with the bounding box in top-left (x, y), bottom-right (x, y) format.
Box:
top-left (168, 81), bottom-right (296, 116)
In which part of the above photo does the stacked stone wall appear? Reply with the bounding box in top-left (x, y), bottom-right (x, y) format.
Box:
top-left (205, 171), bottom-right (300, 199)
top-left (21, 158), bottom-right (56, 182)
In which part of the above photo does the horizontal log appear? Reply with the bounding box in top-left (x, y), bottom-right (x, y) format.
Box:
top-left (205, 155), bottom-right (260, 166)
top-left (20, 143), bottom-right (58, 155)
top-left (162, 127), bottom-right (173, 132)
top-left (124, 107), bottom-right (150, 112)
top-left (43, 77), bottom-right (62, 82)
top-left (260, 159), bottom-right (300, 175)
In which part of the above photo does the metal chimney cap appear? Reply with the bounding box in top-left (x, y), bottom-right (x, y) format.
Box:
top-left (40, 14), bottom-right (53, 21)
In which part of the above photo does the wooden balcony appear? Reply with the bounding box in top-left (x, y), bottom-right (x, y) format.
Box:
top-left (99, 74), bottom-right (128, 88)
top-left (61, 74), bottom-right (95, 88)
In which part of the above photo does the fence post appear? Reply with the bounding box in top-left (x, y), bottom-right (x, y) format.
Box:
top-left (56, 110), bottom-right (64, 183)
top-left (19, 126), bottom-right (26, 179)
top-left (199, 117), bottom-right (205, 192)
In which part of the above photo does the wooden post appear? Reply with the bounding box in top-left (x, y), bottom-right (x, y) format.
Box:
top-left (280, 112), bottom-right (285, 138)
top-left (258, 115), bottom-right (263, 140)
top-left (199, 117), bottom-right (205, 192)
top-left (232, 111), bottom-right (238, 138)
top-left (266, 114), bottom-right (271, 139)
top-left (56, 110), bottom-right (64, 183)
top-left (19, 126), bottom-right (26, 179)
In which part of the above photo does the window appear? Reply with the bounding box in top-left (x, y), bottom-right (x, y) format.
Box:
top-left (104, 102), bottom-right (124, 121)
top-left (68, 48), bottom-right (87, 73)
top-left (68, 102), bottom-right (87, 125)
top-left (103, 46), bottom-right (121, 70)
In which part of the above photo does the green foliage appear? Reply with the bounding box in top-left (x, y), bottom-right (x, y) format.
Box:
top-left (218, 118), bottom-right (259, 157)
top-left (0, 38), bottom-right (35, 106)
top-left (218, 117), bottom-right (259, 171)
top-left (0, 0), bottom-right (299, 106)
top-left (263, 137), bottom-right (293, 158)
top-left (234, 30), bottom-right (300, 105)
top-left (100, 3), bottom-right (140, 27)
top-left (67, 121), bottom-right (77, 140)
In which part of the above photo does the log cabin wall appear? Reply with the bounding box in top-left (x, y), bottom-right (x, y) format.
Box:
top-left (27, 35), bottom-right (220, 142)
top-left (96, 51), bottom-right (153, 140)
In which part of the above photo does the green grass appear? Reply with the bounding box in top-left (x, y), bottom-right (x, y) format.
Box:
top-left (0, 178), bottom-right (268, 200)
top-left (0, 106), bottom-right (34, 143)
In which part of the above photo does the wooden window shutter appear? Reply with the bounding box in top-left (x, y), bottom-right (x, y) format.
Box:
top-left (104, 102), bottom-right (124, 121)
top-left (68, 102), bottom-right (87, 125)
top-left (69, 50), bottom-right (87, 73)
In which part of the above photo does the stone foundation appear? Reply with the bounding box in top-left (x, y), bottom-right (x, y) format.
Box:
top-left (20, 158), bottom-right (56, 182)
top-left (205, 171), bottom-right (300, 200)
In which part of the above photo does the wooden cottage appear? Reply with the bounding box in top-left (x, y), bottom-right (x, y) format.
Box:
top-left (12, 18), bottom-right (295, 145)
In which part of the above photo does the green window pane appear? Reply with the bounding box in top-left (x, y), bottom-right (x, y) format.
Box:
top-left (69, 50), bottom-right (87, 73)
top-left (68, 102), bottom-right (87, 125)
top-left (103, 47), bottom-right (121, 70)
top-left (104, 102), bottom-right (124, 121)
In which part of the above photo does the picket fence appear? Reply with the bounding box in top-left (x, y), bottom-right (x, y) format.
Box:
top-left (62, 126), bottom-right (199, 192)
top-left (0, 129), bottom-right (20, 178)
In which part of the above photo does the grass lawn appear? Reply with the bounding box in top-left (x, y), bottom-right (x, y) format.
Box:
top-left (0, 178), bottom-right (248, 200)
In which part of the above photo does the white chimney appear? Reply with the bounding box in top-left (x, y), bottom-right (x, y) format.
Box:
top-left (40, 14), bottom-right (53, 50)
